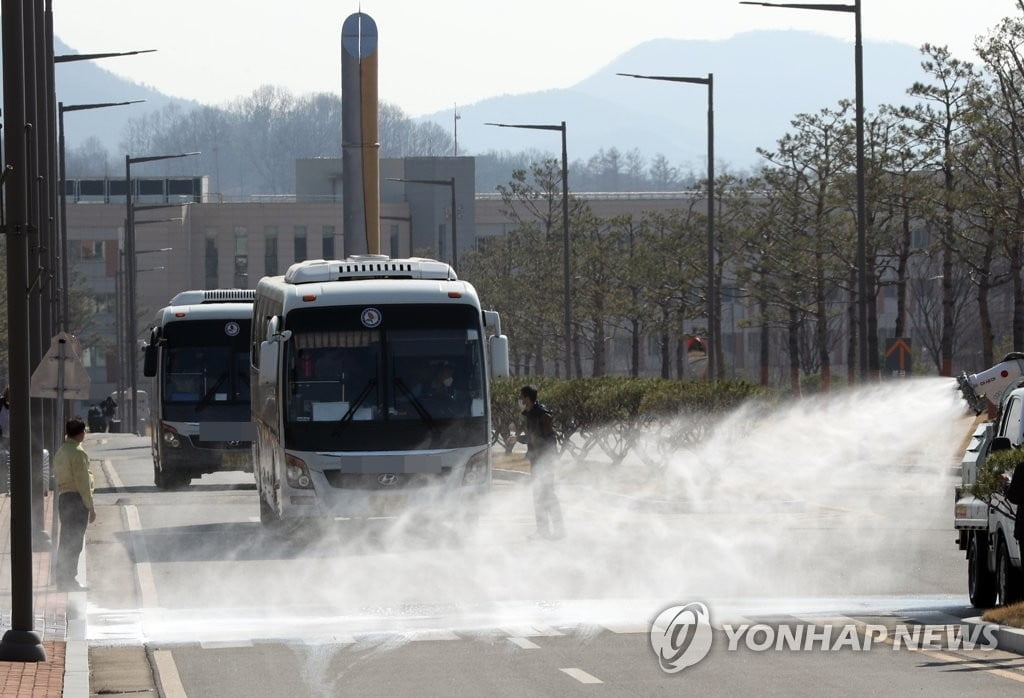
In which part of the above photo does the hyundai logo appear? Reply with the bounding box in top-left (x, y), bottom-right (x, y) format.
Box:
top-left (377, 473), bottom-right (399, 486)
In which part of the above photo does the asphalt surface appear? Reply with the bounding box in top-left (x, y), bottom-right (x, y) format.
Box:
top-left (80, 431), bottom-right (1024, 696)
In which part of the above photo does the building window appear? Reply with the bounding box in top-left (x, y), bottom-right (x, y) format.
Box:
top-left (82, 347), bottom-right (104, 368)
top-left (234, 226), bottom-right (249, 287)
top-left (205, 227), bottom-right (219, 289)
top-left (264, 226), bottom-right (278, 276)
top-left (390, 224), bottom-right (399, 257)
top-left (294, 225), bottom-right (307, 263)
top-left (234, 255), bottom-right (248, 288)
top-left (438, 223), bottom-right (446, 260)
top-left (79, 240), bottom-right (105, 260)
top-left (322, 225), bottom-right (335, 259)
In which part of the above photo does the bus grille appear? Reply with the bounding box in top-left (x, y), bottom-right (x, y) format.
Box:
top-left (323, 469), bottom-right (450, 490)
top-left (189, 438), bottom-right (251, 450)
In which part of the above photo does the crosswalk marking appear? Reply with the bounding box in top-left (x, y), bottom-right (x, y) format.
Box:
top-left (500, 624), bottom-right (563, 637)
top-left (560, 668), bottom-right (603, 684)
top-left (200, 640), bottom-right (254, 649)
top-left (508, 637), bottom-right (540, 649)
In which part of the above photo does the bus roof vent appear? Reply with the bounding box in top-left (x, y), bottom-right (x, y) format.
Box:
top-left (169, 289), bottom-right (255, 306)
top-left (283, 256), bottom-right (458, 284)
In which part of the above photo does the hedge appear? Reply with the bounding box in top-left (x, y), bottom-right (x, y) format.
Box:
top-left (490, 377), bottom-right (772, 466)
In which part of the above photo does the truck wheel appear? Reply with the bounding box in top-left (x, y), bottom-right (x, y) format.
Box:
top-left (969, 533), bottom-right (997, 608)
top-left (997, 537), bottom-right (1023, 606)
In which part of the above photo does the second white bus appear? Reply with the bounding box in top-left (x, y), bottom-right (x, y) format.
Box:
top-left (144, 289), bottom-right (256, 488)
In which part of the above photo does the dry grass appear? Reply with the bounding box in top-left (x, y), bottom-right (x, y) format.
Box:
top-left (982, 601), bottom-right (1024, 628)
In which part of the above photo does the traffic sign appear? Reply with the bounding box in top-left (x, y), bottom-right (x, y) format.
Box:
top-left (30, 332), bottom-right (91, 398)
top-left (884, 337), bottom-right (913, 377)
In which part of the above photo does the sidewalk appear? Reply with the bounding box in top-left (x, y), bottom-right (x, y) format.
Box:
top-left (0, 489), bottom-right (81, 697)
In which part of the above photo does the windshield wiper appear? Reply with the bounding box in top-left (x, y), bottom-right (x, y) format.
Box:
top-left (333, 378), bottom-right (377, 434)
top-left (394, 377), bottom-right (435, 429)
top-left (195, 371), bottom-right (229, 412)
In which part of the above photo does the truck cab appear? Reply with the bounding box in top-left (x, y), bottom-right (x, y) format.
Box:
top-left (956, 386), bottom-right (1024, 607)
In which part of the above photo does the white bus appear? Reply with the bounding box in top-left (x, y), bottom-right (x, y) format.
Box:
top-left (251, 256), bottom-right (508, 526)
top-left (143, 289), bottom-right (256, 489)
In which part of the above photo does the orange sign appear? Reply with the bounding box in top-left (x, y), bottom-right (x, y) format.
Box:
top-left (884, 338), bottom-right (913, 375)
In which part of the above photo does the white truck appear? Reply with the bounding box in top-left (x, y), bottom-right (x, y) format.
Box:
top-left (956, 353), bottom-right (1024, 607)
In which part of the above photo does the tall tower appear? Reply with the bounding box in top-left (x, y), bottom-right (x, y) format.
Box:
top-left (340, 12), bottom-right (380, 256)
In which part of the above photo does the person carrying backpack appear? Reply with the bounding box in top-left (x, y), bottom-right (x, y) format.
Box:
top-left (514, 385), bottom-right (565, 540)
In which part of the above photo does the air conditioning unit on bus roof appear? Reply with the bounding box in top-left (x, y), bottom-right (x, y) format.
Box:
top-left (169, 289), bottom-right (256, 306)
top-left (283, 256), bottom-right (458, 284)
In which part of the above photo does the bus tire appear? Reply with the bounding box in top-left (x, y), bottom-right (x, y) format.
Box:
top-left (155, 463), bottom-right (189, 490)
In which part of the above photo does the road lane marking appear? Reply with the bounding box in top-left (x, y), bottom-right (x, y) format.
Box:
top-left (409, 630), bottom-right (460, 641)
top-left (124, 504), bottom-right (159, 608)
top-left (508, 637), bottom-right (540, 649)
top-left (101, 458), bottom-right (125, 491)
top-left (926, 650), bottom-right (1024, 684)
top-left (302, 635), bottom-right (356, 646)
top-left (601, 623), bottom-right (649, 634)
top-left (200, 640), bottom-right (255, 649)
top-left (560, 668), bottom-right (603, 684)
top-left (152, 650), bottom-right (188, 698)
top-left (796, 613), bottom-right (1024, 684)
top-left (500, 624), bottom-right (564, 637)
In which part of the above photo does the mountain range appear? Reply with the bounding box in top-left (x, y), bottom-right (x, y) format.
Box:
top-left (50, 30), bottom-right (935, 173)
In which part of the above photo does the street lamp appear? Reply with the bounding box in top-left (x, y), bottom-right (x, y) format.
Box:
top-left (618, 72), bottom-right (717, 381)
top-left (113, 245), bottom-right (171, 432)
top-left (385, 177), bottom-right (458, 268)
top-left (484, 121), bottom-right (572, 378)
top-left (58, 100), bottom-right (143, 329)
top-left (740, 0), bottom-right (868, 378)
top-left (126, 152), bottom-right (199, 433)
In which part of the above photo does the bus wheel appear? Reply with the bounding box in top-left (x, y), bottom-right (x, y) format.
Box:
top-left (155, 463), bottom-right (189, 490)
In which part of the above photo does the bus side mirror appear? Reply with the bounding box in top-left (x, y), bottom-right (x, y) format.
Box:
top-left (489, 335), bottom-right (509, 379)
top-left (259, 340), bottom-right (279, 387)
top-left (257, 330), bottom-right (291, 386)
top-left (143, 345), bottom-right (158, 377)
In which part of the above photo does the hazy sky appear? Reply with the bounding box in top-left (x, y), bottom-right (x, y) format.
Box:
top-left (53, 1), bottom-right (1020, 116)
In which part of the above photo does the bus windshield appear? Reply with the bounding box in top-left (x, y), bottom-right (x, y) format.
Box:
top-left (162, 319), bottom-right (251, 422)
top-left (283, 304), bottom-right (486, 452)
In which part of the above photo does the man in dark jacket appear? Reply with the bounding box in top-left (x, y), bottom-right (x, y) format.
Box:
top-left (515, 385), bottom-right (564, 540)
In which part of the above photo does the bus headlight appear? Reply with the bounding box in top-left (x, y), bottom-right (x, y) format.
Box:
top-left (161, 426), bottom-right (181, 448)
top-left (285, 454), bottom-right (313, 489)
top-left (462, 449), bottom-right (489, 485)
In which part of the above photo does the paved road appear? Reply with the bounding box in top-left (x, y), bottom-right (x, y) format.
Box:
top-left (81, 432), bottom-right (1024, 696)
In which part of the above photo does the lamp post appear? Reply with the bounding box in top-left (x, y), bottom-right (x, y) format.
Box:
top-left (741, 0), bottom-right (867, 379)
top-left (484, 121), bottom-right (572, 378)
top-left (113, 245), bottom-right (170, 432)
top-left (58, 101), bottom-right (143, 329)
top-left (453, 103), bottom-right (461, 157)
top-left (385, 177), bottom-right (458, 268)
top-left (126, 152), bottom-right (199, 433)
top-left (618, 72), bottom-right (717, 380)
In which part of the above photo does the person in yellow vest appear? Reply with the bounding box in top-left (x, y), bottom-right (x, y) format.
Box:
top-left (54, 418), bottom-right (95, 591)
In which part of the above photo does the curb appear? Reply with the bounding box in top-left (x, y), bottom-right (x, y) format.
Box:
top-left (962, 616), bottom-right (1024, 655)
